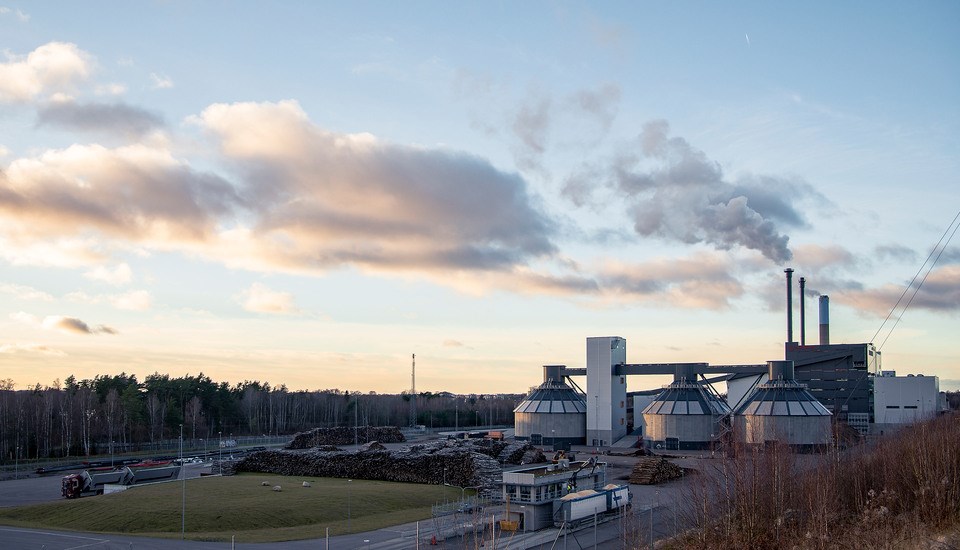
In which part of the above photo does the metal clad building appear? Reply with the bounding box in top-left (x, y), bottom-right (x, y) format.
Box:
top-left (514, 365), bottom-right (587, 445)
top-left (734, 360), bottom-right (832, 449)
top-left (642, 364), bottom-right (731, 450)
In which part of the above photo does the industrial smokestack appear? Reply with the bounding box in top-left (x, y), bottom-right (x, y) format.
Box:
top-left (799, 277), bottom-right (806, 346)
top-left (785, 268), bottom-right (794, 343)
top-left (819, 295), bottom-right (830, 345)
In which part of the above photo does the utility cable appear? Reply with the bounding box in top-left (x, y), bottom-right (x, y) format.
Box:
top-left (878, 211), bottom-right (960, 351)
top-left (870, 208), bottom-right (960, 344)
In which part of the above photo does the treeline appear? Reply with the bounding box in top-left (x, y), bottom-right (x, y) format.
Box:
top-left (0, 373), bottom-right (522, 462)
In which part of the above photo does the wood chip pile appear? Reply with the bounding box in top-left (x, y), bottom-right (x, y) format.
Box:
top-left (286, 426), bottom-right (406, 448)
top-left (628, 457), bottom-right (684, 485)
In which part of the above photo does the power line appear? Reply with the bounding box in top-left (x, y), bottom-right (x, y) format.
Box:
top-left (875, 208), bottom-right (960, 351)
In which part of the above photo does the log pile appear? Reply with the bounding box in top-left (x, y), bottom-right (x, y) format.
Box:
top-left (286, 426), bottom-right (405, 449)
top-left (235, 445), bottom-right (503, 495)
top-left (628, 457), bottom-right (684, 485)
top-left (235, 438), bottom-right (546, 496)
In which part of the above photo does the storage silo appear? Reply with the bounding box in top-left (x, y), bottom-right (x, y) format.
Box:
top-left (641, 364), bottom-right (731, 450)
top-left (514, 365), bottom-right (586, 446)
top-left (734, 360), bottom-right (832, 450)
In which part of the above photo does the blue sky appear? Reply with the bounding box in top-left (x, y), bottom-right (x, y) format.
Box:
top-left (1, 2), bottom-right (957, 393)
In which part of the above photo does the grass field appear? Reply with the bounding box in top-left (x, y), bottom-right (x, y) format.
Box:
top-left (0, 474), bottom-right (465, 542)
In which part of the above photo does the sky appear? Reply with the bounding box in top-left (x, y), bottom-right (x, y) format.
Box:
top-left (0, 1), bottom-right (958, 394)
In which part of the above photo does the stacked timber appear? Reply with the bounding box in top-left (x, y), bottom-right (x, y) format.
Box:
top-left (236, 438), bottom-right (546, 495)
top-left (286, 426), bottom-right (405, 449)
top-left (235, 445), bottom-right (503, 495)
top-left (628, 457), bottom-right (684, 485)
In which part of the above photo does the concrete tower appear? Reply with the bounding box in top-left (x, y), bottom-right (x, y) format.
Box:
top-left (586, 336), bottom-right (627, 446)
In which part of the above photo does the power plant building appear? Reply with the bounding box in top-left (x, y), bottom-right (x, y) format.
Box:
top-left (513, 366), bottom-right (587, 446)
top-left (734, 360), bottom-right (832, 449)
top-left (641, 364), bottom-right (731, 450)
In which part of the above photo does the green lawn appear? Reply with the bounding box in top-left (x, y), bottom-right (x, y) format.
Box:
top-left (0, 474), bottom-right (464, 542)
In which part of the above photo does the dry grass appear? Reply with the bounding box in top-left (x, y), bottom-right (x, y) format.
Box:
top-left (657, 412), bottom-right (960, 549)
top-left (0, 474), bottom-right (463, 542)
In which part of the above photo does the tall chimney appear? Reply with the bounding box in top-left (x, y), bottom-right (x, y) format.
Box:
top-left (785, 268), bottom-right (794, 343)
top-left (819, 295), bottom-right (830, 345)
top-left (799, 277), bottom-right (806, 346)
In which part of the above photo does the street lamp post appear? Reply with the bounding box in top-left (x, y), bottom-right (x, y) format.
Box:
top-left (218, 431), bottom-right (222, 473)
top-left (347, 479), bottom-right (352, 531)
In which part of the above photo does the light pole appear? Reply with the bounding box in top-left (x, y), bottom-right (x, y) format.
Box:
top-left (180, 424), bottom-right (185, 540)
top-left (14, 445), bottom-right (18, 480)
top-left (347, 479), bottom-right (352, 532)
top-left (110, 440), bottom-right (114, 467)
top-left (218, 431), bottom-right (222, 473)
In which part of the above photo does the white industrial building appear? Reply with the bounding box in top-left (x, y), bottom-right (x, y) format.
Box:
top-left (873, 371), bottom-right (944, 434)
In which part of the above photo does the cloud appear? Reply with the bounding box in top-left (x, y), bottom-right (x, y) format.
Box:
top-left (874, 244), bottom-right (918, 264)
top-left (572, 83), bottom-right (620, 134)
top-left (95, 82), bottom-right (127, 96)
top-left (0, 142), bottom-right (242, 264)
top-left (442, 339), bottom-right (465, 348)
top-left (36, 100), bottom-right (164, 137)
top-left (41, 315), bottom-right (117, 335)
top-left (0, 282), bottom-right (53, 301)
top-left (510, 96), bottom-right (552, 172)
top-left (196, 100), bottom-right (557, 274)
top-left (840, 265), bottom-right (960, 316)
top-left (109, 290), bottom-right (151, 311)
top-left (64, 289), bottom-right (152, 311)
top-left (792, 244), bottom-right (857, 272)
top-left (596, 253), bottom-right (743, 309)
top-left (0, 343), bottom-right (65, 356)
top-left (563, 120), bottom-right (818, 263)
top-left (0, 42), bottom-right (91, 102)
top-left (0, 7), bottom-right (29, 22)
top-left (149, 72), bottom-right (173, 89)
top-left (237, 282), bottom-right (299, 314)
top-left (84, 263), bottom-right (133, 285)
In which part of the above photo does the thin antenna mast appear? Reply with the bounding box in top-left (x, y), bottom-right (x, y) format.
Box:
top-left (409, 353), bottom-right (417, 427)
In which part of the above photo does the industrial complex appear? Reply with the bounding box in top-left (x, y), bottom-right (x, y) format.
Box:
top-left (514, 268), bottom-right (949, 452)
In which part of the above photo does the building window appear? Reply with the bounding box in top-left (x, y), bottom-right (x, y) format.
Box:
top-left (620, 418), bottom-right (624, 425)
top-left (904, 406), bottom-right (918, 409)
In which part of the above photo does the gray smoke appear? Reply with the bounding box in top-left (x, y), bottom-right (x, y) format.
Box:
top-left (565, 120), bottom-right (818, 263)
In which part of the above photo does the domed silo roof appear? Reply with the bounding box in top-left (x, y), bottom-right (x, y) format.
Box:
top-left (734, 360), bottom-right (832, 449)
top-left (514, 365), bottom-right (586, 445)
top-left (641, 364), bottom-right (731, 450)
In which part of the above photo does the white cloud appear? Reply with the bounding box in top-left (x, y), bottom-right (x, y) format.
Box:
top-left (0, 282), bottom-right (53, 301)
top-left (150, 72), bottom-right (173, 89)
top-left (110, 289), bottom-right (151, 311)
top-left (10, 311), bottom-right (39, 325)
top-left (64, 289), bottom-right (152, 311)
top-left (237, 282), bottom-right (299, 315)
top-left (0, 343), bottom-right (65, 356)
top-left (0, 42), bottom-right (91, 102)
top-left (84, 263), bottom-right (133, 285)
top-left (95, 82), bottom-right (127, 96)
